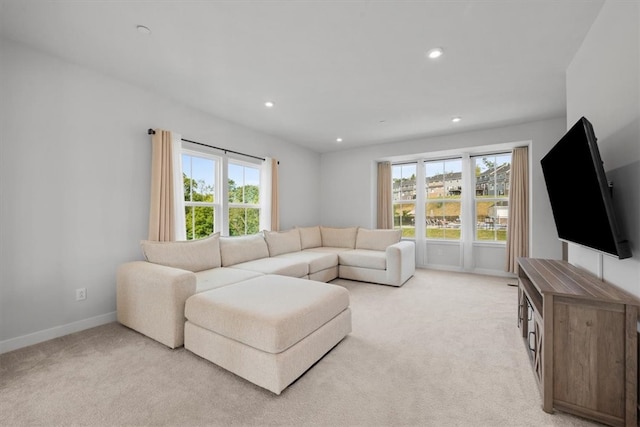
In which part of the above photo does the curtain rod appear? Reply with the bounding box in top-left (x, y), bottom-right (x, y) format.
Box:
top-left (148, 129), bottom-right (265, 162)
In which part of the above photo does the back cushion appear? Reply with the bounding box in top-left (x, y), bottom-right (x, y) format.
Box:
top-left (263, 229), bottom-right (302, 256)
top-left (320, 226), bottom-right (358, 249)
top-left (220, 233), bottom-right (270, 266)
top-left (140, 232), bottom-right (221, 272)
top-left (297, 226), bottom-right (322, 249)
top-left (356, 228), bottom-right (402, 251)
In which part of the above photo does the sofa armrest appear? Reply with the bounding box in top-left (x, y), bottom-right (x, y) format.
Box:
top-left (117, 261), bottom-right (197, 348)
top-left (385, 241), bottom-right (416, 286)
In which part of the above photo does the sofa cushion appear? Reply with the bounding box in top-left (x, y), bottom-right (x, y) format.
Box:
top-left (185, 275), bottom-right (350, 353)
top-left (320, 226), bottom-right (358, 249)
top-left (304, 247), bottom-right (353, 254)
top-left (297, 226), bottom-right (322, 249)
top-left (276, 251), bottom-right (338, 274)
top-left (263, 229), bottom-right (302, 256)
top-left (140, 232), bottom-right (221, 272)
top-left (195, 267), bottom-right (263, 293)
top-left (356, 228), bottom-right (402, 251)
top-left (220, 234), bottom-right (270, 267)
top-left (229, 257), bottom-right (308, 278)
top-left (339, 249), bottom-right (387, 270)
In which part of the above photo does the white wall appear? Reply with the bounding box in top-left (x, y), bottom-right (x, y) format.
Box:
top-left (319, 117), bottom-right (568, 261)
top-left (566, 0), bottom-right (640, 296)
top-left (0, 38), bottom-right (321, 352)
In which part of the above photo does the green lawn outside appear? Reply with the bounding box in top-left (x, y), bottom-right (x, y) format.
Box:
top-left (426, 228), bottom-right (461, 239)
top-left (400, 227), bottom-right (415, 238)
top-left (477, 229), bottom-right (507, 241)
top-left (397, 227), bottom-right (507, 241)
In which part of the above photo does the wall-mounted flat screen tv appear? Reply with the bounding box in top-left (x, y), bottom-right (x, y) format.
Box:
top-left (540, 116), bottom-right (631, 259)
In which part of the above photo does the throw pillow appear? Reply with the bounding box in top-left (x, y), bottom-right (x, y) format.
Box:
top-left (320, 226), bottom-right (358, 248)
top-left (140, 232), bottom-right (221, 272)
top-left (296, 226), bottom-right (322, 249)
top-left (264, 229), bottom-right (302, 256)
top-left (219, 233), bottom-right (270, 266)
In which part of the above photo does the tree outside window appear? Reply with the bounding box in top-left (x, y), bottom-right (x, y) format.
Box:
top-left (228, 162), bottom-right (260, 236)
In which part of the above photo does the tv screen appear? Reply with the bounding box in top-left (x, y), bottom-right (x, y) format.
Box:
top-left (541, 116), bottom-right (631, 259)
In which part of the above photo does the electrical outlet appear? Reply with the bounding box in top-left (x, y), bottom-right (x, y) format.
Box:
top-left (76, 288), bottom-right (87, 301)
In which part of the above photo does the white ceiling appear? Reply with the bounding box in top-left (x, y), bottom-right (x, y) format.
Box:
top-left (0, 1), bottom-right (605, 153)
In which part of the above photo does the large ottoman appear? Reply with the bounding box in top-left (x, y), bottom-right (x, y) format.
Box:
top-left (184, 274), bottom-right (352, 395)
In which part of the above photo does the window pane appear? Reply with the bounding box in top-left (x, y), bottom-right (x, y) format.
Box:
top-left (392, 164), bottom-right (417, 201)
top-left (246, 208), bottom-right (260, 235)
top-left (393, 203), bottom-right (415, 238)
top-left (443, 159), bottom-right (462, 199)
top-left (495, 153), bottom-right (511, 198)
top-left (185, 206), bottom-right (214, 241)
top-left (228, 163), bottom-right (243, 203)
top-left (243, 185), bottom-right (259, 204)
top-left (475, 156), bottom-right (495, 197)
top-left (182, 154), bottom-right (215, 203)
top-left (229, 207), bottom-right (260, 236)
top-left (426, 201), bottom-right (461, 239)
top-left (244, 167), bottom-right (260, 204)
top-left (426, 159), bottom-right (462, 200)
top-left (476, 201), bottom-right (508, 241)
top-left (229, 162), bottom-right (260, 204)
top-left (475, 155), bottom-right (510, 198)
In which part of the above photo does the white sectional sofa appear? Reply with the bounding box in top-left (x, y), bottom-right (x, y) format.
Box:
top-left (117, 226), bottom-right (415, 350)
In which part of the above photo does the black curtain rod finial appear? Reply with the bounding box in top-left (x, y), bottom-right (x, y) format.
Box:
top-left (148, 129), bottom-right (156, 135)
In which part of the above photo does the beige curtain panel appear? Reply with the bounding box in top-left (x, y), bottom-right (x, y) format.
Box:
top-left (377, 161), bottom-right (393, 229)
top-left (148, 129), bottom-right (176, 242)
top-left (271, 158), bottom-right (280, 231)
top-left (505, 146), bottom-right (529, 273)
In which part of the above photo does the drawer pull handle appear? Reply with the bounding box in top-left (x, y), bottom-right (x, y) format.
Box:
top-left (528, 331), bottom-right (536, 353)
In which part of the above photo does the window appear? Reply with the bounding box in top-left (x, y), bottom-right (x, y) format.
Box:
top-left (425, 158), bottom-right (462, 240)
top-left (228, 161), bottom-right (260, 236)
top-left (392, 163), bottom-right (417, 238)
top-left (182, 152), bottom-right (219, 240)
top-left (473, 153), bottom-right (511, 241)
top-left (181, 145), bottom-right (266, 239)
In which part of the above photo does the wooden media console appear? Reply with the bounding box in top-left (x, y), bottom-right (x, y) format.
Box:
top-left (517, 258), bottom-right (639, 427)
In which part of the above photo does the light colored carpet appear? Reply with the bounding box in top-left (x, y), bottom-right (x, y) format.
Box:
top-left (0, 269), bottom-right (601, 426)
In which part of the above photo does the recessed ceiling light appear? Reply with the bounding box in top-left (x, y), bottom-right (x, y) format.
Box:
top-left (136, 25), bottom-right (151, 35)
top-left (264, 101), bottom-right (275, 108)
top-left (427, 47), bottom-right (444, 59)
top-left (451, 116), bottom-right (462, 123)
top-left (336, 138), bottom-right (343, 143)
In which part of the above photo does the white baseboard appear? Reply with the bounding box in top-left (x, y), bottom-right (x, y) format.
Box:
top-left (0, 311), bottom-right (117, 355)
top-left (417, 263), bottom-right (517, 279)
